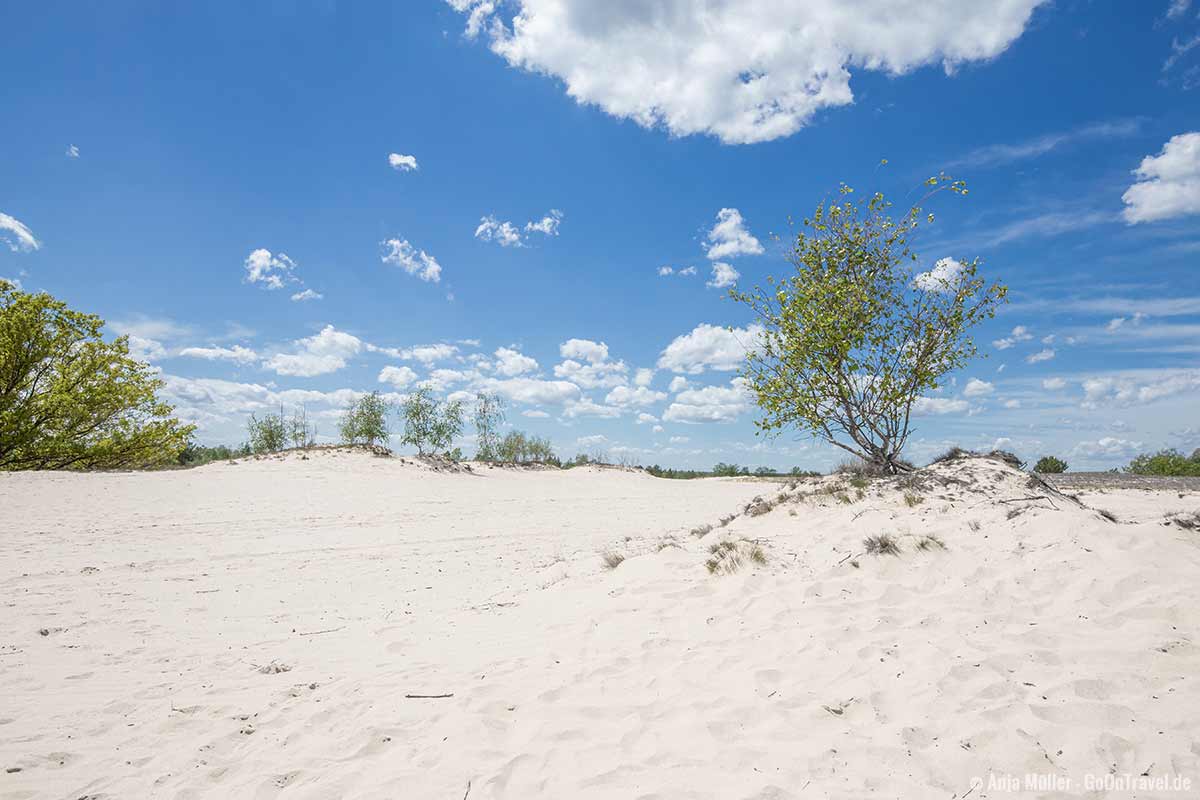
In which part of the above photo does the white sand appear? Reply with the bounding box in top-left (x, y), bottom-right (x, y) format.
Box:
top-left (2, 450), bottom-right (1199, 798)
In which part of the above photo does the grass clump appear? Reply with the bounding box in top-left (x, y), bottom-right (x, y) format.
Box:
top-left (903, 491), bottom-right (924, 507)
top-left (1097, 508), bottom-right (1119, 523)
top-left (863, 534), bottom-right (901, 556)
top-left (690, 523), bottom-right (713, 538)
top-left (705, 540), bottom-right (767, 574)
top-left (601, 551), bottom-right (626, 570)
top-left (915, 534), bottom-right (946, 551)
top-left (1165, 511), bottom-right (1200, 530)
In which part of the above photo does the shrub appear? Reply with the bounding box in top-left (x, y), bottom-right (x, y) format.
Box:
top-left (248, 408), bottom-right (288, 454)
top-left (0, 280), bottom-right (194, 470)
top-left (399, 387), bottom-right (463, 456)
top-left (930, 446), bottom-right (970, 464)
top-left (903, 491), bottom-right (924, 507)
top-left (705, 540), bottom-right (766, 574)
top-left (496, 430), bottom-right (558, 464)
top-left (289, 406), bottom-right (316, 449)
top-left (340, 392), bottom-right (391, 447)
top-left (473, 392), bottom-right (504, 461)
top-left (1033, 455), bottom-right (1067, 473)
top-left (731, 179), bottom-right (1006, 474)
top-left (1126, 449), bottom-right (1200, 477)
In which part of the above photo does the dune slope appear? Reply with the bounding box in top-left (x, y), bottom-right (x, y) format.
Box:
top-left (2, 452), bottom-right (1198, 799)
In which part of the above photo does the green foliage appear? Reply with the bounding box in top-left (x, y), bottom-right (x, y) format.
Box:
top-left (1126, 448), bottom-right (1200, 477)
top-left (473, 391), bottom-right (505, 461)
top-left (0, 280), bottom-right (194, 470)
top-left (496, 430), bottom-right (557, 464)
top-left (178, 442), bottom-right (251, 466)
top-left (247, 408), bottom-right (288, 454)
top-left (1033, 455), bottom-right (1067, 474)
top-left (340, 391), bottom-right (391, 447)
top-left (399, 387), bottom-right (463, 456)
top-left (712, 462), bottom-right (749, 477)
top-left (731, 179), bottom-right (1007, 474)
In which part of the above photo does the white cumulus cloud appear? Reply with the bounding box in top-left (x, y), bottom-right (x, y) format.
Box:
top-left (446, 0), bottom-right (1044, 144)
top-left (706, 262), bottom-right (740, 289)
top-left (494, 346), bottom-right (539, 376)
top-left (657, 322), bottom-right (762, 374)
top-left (378, 365), bottom-right (419, 388)
top-left (243, 248), bottom-right (298, 290)
top-left (912, 257), bottom-right (964, 293)
top-left (1122, 132), bottom-right (1200, 223)
top-left (705, 208), bottom-right (763, 260)
top-left (179, 345), bottom-right (258, 365)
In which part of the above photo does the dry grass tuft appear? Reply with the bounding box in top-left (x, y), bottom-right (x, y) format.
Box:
top-left (903, 491), bottom-right (924, 507)
top-left (705, 539), bottom-right (767, 574)
top-left (967, 519), bottom-right (981, 532)
top-left (1165, 511), bottom-right (1200, 530)
top-left (863, 533), bottom-right (901, 556)
top-left (690, 523), bottom-right (713, 538)
top-left (915, 534), bottom-right (947, 551)
top-left (1097, 508), bottom-right (1119, 523)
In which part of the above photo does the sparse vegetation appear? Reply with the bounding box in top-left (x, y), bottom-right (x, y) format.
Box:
top-left (1165, 511), bottom-right (1200, 530)
top-left (903, 491), bottom-right (924, 507)
top-left (916, 534), bottom-right (946, 551)
top-left (863, 533), bottom-right (901, 556)
top-left (732, 180), bottom-right (1006, 475)
top-left (0, 280), bottom-right (194, 470)
top-left (690, 523), bottom-right (713, 538)
top-left (705, 539), bottom-right (767, 574)
top-left (1097, 508), bottom-right (1118, 523)
top-left (472, 392), bottom-right (504, 461)
top-left (967, 519), bottom-right (981, 532)
top-left (1033, 455), bottom-right (1067, 474)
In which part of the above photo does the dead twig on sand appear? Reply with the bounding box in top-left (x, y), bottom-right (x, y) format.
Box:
top-left (405, 692), bottom-right (454, 699)
top-left (298, 626), bottom-right (345, 637)
top-left (998, 495), bottom-right (1059, 510)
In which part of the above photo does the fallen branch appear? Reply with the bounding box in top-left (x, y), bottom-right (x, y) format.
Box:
top-left (405, 692), bottom-right (454, 699)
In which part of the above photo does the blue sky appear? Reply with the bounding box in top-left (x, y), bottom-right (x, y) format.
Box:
top-left (2, 0), bottom-right (1199, 470)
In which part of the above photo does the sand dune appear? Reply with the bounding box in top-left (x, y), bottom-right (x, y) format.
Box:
top-left (2, 451), bottom-right (1199, 798)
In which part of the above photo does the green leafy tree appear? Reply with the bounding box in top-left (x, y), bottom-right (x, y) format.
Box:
top-left (400, 387), bottom-right (463, 456)
top-left (1126, 448), bottom-right (1200, 477)
top-left (0, 280), bottom-right (194, 470)
top-left (731, 178), bottom-right (1007, 474)
top-left (1033, 455), bottom-right (1067, 474)
top-left (473, 391), bottom-right (505, 461)
top-left (339, 392), bottom-right (391, 447)
top-left (247, 407), bottom-right (287, 453)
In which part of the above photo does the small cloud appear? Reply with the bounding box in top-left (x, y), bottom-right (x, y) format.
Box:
top-left (388, 153), bottom-right (419, 171)
top-left (378, 365), bottom-right (419, 388)
top-left (179, 345), bottom-right (258, 365)
top-left (1042, 377), bottom-right (1067, 390)
top-left (65, 144), bottom-right (80, 159)
top-left (1026, 348), bottom-right (1056, 364)
top-left (962, 378), bottom-right (994, 398)
top-left (244, 248), bottom-right (297, 290)
top-left (912, 257), bottom-right (964, 293)
top-left (705, 208), bottom-right (763, 260)
top-left (993, 325), bottom-right (1034, 350)
top-left (525, 209), bottom-right (563, 236)
top-left (290, 288), bottom-right (323, 302)
top-left (706, 262), bottom-right (740, 289)
top-left (381, 238), bottom-right (442, 282)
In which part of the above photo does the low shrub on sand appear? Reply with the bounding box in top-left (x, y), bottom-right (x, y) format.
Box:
top-left (863, 534), bottom-right (901, 556)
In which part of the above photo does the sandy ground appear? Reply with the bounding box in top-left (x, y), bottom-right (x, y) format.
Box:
top-left (2, 450), bottom-right (1199, 799)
